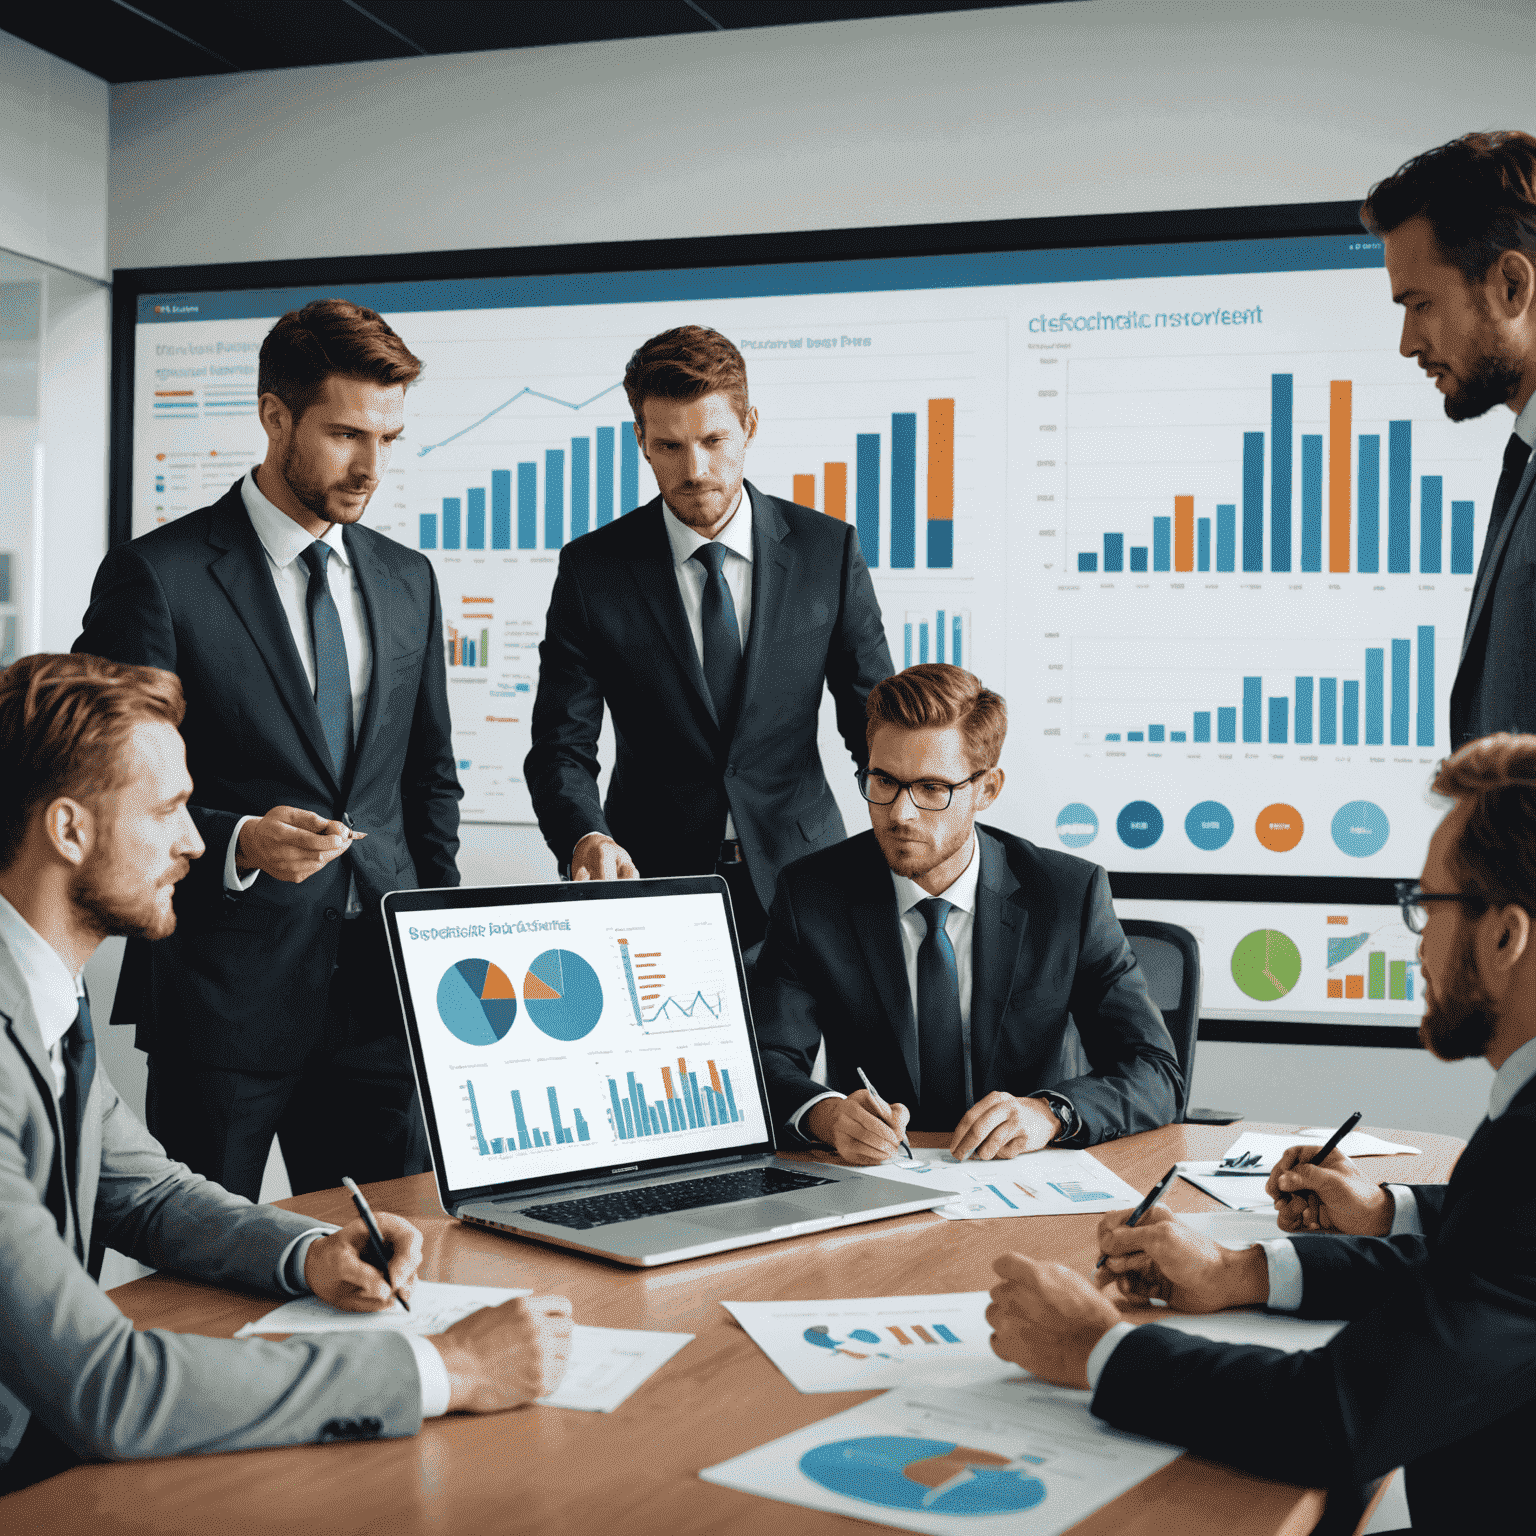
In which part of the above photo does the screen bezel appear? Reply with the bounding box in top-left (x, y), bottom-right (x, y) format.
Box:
top-left (382, 875), bottom-right (778, 1211)
top-left (116, 196), bottom-right (1423, 1045)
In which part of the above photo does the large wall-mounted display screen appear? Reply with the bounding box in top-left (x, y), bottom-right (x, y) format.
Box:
top-left (117, 207), bottom-right (1481, 1035)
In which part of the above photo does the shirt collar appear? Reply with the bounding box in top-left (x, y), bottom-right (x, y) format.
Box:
top-left (1512, 394), bottom-right (1536, 451)
top-left (891, 832), bottom-right (981, 919)
top-left (661, 485), bottom-right (753, 570)
top-left (242, 468), bottom-right (351, 570)
top-left (0, 891), bottom-right (84, 1058)
top-left (1489, 1033), bottom-right (1536, 1119)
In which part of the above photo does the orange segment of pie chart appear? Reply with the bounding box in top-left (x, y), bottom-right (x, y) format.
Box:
top-left (480, 964), bottom-right (516, 1000)
top-left (1255, 803), bottom-right (1304, 852)
top-left (522, 971), bottom-right (562, 1001)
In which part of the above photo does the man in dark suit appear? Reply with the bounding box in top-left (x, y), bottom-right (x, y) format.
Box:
top-left (74, 299), bottom-right (460, 1199)
top-left (524, 325), bottom-right (892, 948)
top-left (986, 731), bottom-right (1536, 1535)
top-left (751, 664), bottom-right (1182, 1161)
top-left (1361, 132), bottom-right (1536, 746)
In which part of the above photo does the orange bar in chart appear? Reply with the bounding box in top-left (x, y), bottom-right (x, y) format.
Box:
top-left (1328, 979), bottom-right (1345, 997)
top-left (1329, 380), bottom-right (1352, 572)
top-left (888, 1327), bottom-right (913, 1345)
top-left (793, 473), bottom-right (816, 509)
top-left (708, 1060), bottom-right (725, 1097)
top-left (661, 1066), bottom-right (675, 1099)
top-left (1344, 975), bottom-right (1365, 999)
top-left (927, 399), bottom-right (954, 523)
top-left (911, 1325), bottom-right (938, 1344)
top-left (1174, 495), bottom-right (1194, 571)
top-left (824, 461), bottom-right (847, 520)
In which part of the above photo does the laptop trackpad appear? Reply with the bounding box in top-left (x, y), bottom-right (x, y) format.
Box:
top-left (689, 1198), bottom-right (820, 1232)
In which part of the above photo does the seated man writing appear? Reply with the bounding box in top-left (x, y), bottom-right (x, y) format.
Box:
top-left (986, 732), bottom-right (1536, 1534)
top-left (751, 663), bottom-right (1182, 1162)
top-left (0, 654), bottom-right (572, 1492)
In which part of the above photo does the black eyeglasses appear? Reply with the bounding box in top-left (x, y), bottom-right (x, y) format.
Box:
top-left (1393, 880), bottom-right (1484, 934)
top-left (855, 767), bottom-right (987, 811)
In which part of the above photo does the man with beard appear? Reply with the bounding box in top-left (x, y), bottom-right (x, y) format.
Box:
top-left (0, 653), bottom-right (571, 1492)
top-left (984, 731), bottom-right (1536, 1535)
top-left (74, 300), bottom-right (460, 1199)
top-left (524, 325), bottom-right (891, 950)
top-left (1363, 132), bottom-right (1536, 747)
top-left (750, 664), bottom-right (1181, 1159)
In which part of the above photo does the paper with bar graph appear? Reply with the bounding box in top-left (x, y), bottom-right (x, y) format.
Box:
top-left (723, 1292), bottom-right (1016, 1394)
top-left (848, 1149), bottom-right (1143, 1220)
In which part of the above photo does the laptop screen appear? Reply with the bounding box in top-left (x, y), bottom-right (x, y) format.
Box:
top-left (383, 876), bottom-right (776, 1204)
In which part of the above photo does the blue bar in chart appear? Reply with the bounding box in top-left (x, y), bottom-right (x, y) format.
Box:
top-left (1357, 435), bottom-right (1380, 573)
top-left (1391, 637), bottom-right (1411, 746)
top-left (1078, 551), bottom-right (1099, 572)
top-left (466, 487), bottom-right (485, 549)
top-left (1197, 517), bottom-right (1211, 571)
top-left (518, 462), bottom-right (537, 549)
top-left (1193, 710), bottom-right (1212, 742)
top-left (1103, 532), bottom-right (1124, 572)
top-left (1152, 517), bottom-right (1171, 572)
top-left (1365, 648), bottom-right (1385, 745)
top-left (596, 425), bottom-right (615, 526)
top-left (1271, 373), bottom-right (1293, 571)
top-left (1319, 677), bottom-right (1338, 745)
top-left (606, 1057), bottom-right (743, 1142)
top-left (1268, 696), bottom-right (1288, 744)
top-left (492, 469), bottom-right (511, 549)
top-left (1217, 706), bottom-right (1237, 743)
top-left (442, 497), bottom-right (461, 550)
top-left (1451, 501), bottom-right (1474, 574)
top-left (1420, 476), bottom-right (1442, 574)
top-left (419, 512), bottom-right (437, 549)
top-left (1243, 676), bottom-right (1262, 743)
top-left (1301, 434), bottom-right (1323, 571)
top-left (1343, 679), bottom-right (1361, 745)
top-left (904, 608), bottom-right (969, 671)
top-left (1295, 675), bottom-right (1314, 744)
top-left (545, 448), bottom-right (565, 549)
top-left (467, 1080), bottom-right (489, 1155)
top-left (570, 436), bottom-right (590, 539)
top-left (857, 433), bottom-right (881, 567)
top-left (1417, 625), bottom-right (1434, 748)
top-left (1242, 432), bottom-right (1264, 571)
top-left (1388, 420), bottom-right (1412, 572)
top-left (891, 412), bottom-right (917, 568)
top-left (463, 1077), bottom-right (592, 1157)
top-left (621, 423), bottom-right (639, 512)
top-left (1129, 545), bottom-right (1149, 572)
top-left (1216, 504), bottom-right (1236, 572)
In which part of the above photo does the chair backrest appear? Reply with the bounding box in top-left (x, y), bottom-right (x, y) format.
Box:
top-left (1120, 919), bottom-right (1201, 1120)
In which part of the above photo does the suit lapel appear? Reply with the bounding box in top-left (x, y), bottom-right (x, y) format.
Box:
top-left (204, 488), bottom-right (339, 790)
top-left (968, 828), bottom-right (1031, 1100)
top-left (343, 525), bottom-right (394, 776)
top-left (847, 842), bottom-right (921, 1100)
top-left (737, 483), bottom-right (793, 714)
top-left (624, 501), bottom-right (719, 727)
top-left (1460, 455), bottom-right (1536, 663)
top-left (3, 1010), bottom-right (78, 1257)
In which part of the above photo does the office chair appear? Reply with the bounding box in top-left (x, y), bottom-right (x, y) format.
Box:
top-left (1121, 919), bottom-right (1242, 1126)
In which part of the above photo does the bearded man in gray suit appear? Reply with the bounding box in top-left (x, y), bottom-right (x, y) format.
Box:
top-left (0, 653), bottom-right (572, 1493)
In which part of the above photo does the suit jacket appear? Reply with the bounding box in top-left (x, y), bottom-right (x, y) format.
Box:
top-left (1092, 1079), bottom-right (1536, 1533)
top-left (1449, 448), bottom-right (1536, 745)
top-left (0, 939), bottom-right (421, 1469)
top-left (523, 482), bottom-right (892, 912)
top-left (73, 481), bottom-right (461, 1069)
top-left (750, 825), bottom-right (1183, 1139)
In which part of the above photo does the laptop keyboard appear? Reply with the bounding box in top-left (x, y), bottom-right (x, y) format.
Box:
top-left (518, 1167), bottom-right (836, 1230)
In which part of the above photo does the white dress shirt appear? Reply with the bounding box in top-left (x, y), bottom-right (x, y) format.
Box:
top-left (790, 834), bottom-right (981, 1134)
top-left (0, 892), bottom-right (450, 1418)
top-left (1085, 1036), bottom-right (1536, 1393)
top-left (224, 469), bottom-right (373, 908)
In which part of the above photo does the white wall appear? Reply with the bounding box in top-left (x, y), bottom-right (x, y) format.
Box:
top-left (96, 0), bottom-right (1533, 1147)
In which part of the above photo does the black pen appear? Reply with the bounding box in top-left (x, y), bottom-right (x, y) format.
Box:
top-left (1276, 1110), bottom-right (1363, 1208)
top-left (342, 1175), bottom-right (410, 1311)
top-left (1095, 1163), bottom-right (1178, 1270)
top-left (855, 1067), bottom-right (914, 1161)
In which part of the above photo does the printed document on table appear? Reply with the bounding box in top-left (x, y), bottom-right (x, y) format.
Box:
top-left (723, 1292), bottom-right (1018, 1394)
top-left (235, 1280), bottom-right (692, 1412)
top-left (854, 1149), bottom-right (1143, 1219)
top-left (1216, 1129), bottom-right (1420, 1173)
top-left (701, 1374), bottom-right (1183, 1535)
top-left (1176, 1162), bottom-right (1273, 1210)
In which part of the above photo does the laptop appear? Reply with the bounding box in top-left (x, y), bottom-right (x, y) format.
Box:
top-left (382, 874), bottom-right (951, 1266)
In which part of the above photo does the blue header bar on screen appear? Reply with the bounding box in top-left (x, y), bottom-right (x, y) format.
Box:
top-left (136, 233), bottom-right (1383, 324)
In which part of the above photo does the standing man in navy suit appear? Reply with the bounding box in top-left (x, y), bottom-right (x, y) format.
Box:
top-left (75, 299), bottom-right (461, 1199)
top-left (1360, 132), bottom-right (1536, 746)
top-left (524, 325), bottom-right (892, 948)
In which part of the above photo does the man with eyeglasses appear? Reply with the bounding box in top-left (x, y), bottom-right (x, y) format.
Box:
top-left (750, 663), bottom-right (1182, 1161)
top-left (983, 731), bottom-right (1536, 1535)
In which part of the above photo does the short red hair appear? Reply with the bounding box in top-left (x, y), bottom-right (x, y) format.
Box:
top-left (0, 653), bottom-right (185, 870)
top-left (865, 665), bottom-right (1007, 772)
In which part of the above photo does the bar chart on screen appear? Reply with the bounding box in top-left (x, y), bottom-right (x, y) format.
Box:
top-left (1325, 915), bottom-right (1420, 1002)
top-left (462, 1076), bottom-right (595, 1158)
top-left (604, 1056), bottom-right (745, 1143)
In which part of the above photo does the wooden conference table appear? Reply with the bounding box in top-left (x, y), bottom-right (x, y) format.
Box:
top-left (8, 1121), bottom-right (1461, 1536)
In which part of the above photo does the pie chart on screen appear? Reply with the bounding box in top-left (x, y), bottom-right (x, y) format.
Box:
top-left (437, 959), bottom-right (517, 1046)
top-left (524, 949), bottom-right (604, 1041)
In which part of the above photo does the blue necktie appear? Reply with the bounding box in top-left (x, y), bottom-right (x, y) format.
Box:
top-left (691, 542), bottom-right (742, 723)
top-left (915, 897), bottom-right (967, 1130)
top-left (299, 541), bottom-right (354, 780)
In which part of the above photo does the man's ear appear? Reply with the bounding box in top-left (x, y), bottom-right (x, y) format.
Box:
top-left (42, 797), bottom-right (93, 868)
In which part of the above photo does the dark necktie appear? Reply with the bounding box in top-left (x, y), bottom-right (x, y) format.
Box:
top-left (299, 541), bottom-right (354, 780)
top-left (1488, 433), bottom-right (1532, 547)
top-left (691, 542), bottom-right (742, 723)
top-left (915, 897), bottom-right (967, 1131)
top-left (58, 994), bottom-right (96, 1247)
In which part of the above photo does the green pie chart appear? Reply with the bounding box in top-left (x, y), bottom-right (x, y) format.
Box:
top-left (1230, 929), bottom-right (1302, 1001)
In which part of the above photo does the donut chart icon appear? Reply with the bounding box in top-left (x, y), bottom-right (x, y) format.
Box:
top-left (1255, 803), bottom-right (1304, 853)
top-left (437, 959), bottom-right (517, 1046)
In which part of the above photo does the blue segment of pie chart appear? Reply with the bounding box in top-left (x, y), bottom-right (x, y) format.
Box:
top-left (1332, 800), bottom-right (1389, 857)
top-left (436, 958), bottom-right (518, 1046)
top-left (1116, 800), bottom-right (1164, 849)
top-left (800, 1436), bottom-right (1047, 1514)
top-left (1185, 800), bottom-right (1235, 851)
top-left (523, 949), bottom-right (604, 1041)
top-left (1055, 803), bottom-right (1099, 849)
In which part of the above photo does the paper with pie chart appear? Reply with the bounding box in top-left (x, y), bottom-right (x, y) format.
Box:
top-left (701, 1376), bottom-right (1183, 1535)
top-left (722, 1293), bottom-right (1012, 1394)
